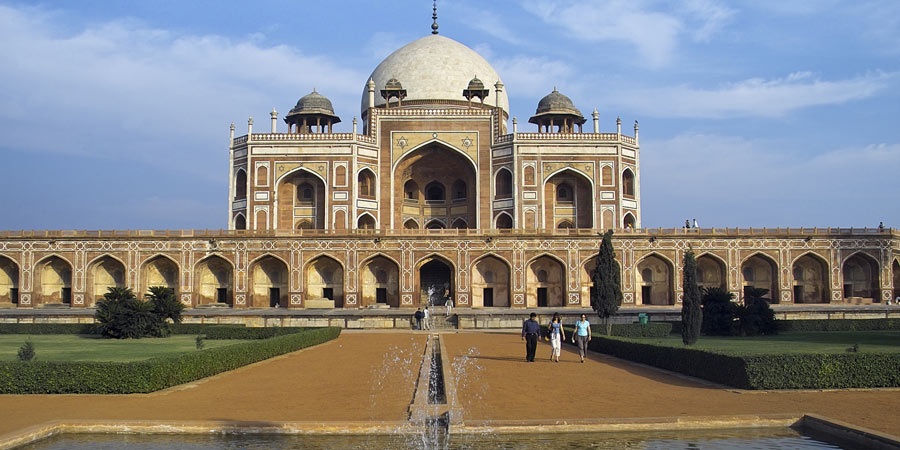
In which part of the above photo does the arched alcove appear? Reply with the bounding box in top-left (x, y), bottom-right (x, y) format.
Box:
top-left (622, 168), bottom-right (635, 197)
top-left (418, 256), bottom-right (454, 307)
top-left (843, 253), bottom-right (880, 302)
top-left (234, 214), bottom-right (247, 230)
top-left (495, 213), bottom-right (513, 229)
top-left (249, 256), bottom-right (288, 307)
top-left (527, 255), bottom-right (565, 307)
top-left (393, 143), bottom-right (476, 232)
top-left (495, 168), bottom-right (512, 200)
top-left (306, 256), bottom-right (344, 307)
top-left (792, 253), bottom-right (829, 304)
top-left (87, 256), bottom-right (125, 306)
top-left (194, 256), bottom-right (233, 306)
top-left (636, 254), bottom-right (673, 305)
top-left (357, 213), bottom-right (376, 230)
top-left (741, 254), bottom-right (777, 301)
top-left (361, 256), bottom-right (399, 307)
top-left (234, 169), bottom-right (247, 200)
top-left (277, 169), bottom-right (326, 229)
top-left (358, 169), bottom-right (376, 199)
top-left (544, 169), bottom-right (592, 228)
top-left (696, 254), bottom-right (726, 291)
top-left (140, 255), bottom-right (179, 298)
top-left (35, 256), bottom-right (72, 305)
top-left (472, 256), bottom-right (510, 307)
top-left (0, 256), bottom-right (20, 304)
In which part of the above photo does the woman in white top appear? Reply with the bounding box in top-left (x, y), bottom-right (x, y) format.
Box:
top-left (547, 312), bottom-right (566, 362)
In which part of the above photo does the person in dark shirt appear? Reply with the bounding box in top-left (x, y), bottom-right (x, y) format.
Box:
top-left (414, 308), bottom-right (424, 330)
top-left (521, 312), bottom-right (541, 362)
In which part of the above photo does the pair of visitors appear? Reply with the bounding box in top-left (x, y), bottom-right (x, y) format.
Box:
top-left (572, 314), bottom-right (591, 363)
top-left (546, 313), bottom-right (566, 362)
top-left (521, 312), bottom-right (541, 362)
top-left (414, 308), bottom-right (424, 330)
top-left (423, 306), bottom-right (432, 330)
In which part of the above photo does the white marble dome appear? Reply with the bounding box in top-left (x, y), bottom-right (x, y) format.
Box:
top-left (361, 34), bottom-right (508, 115)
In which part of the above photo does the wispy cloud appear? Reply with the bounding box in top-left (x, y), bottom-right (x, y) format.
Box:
top-left (641, 134), bottom-right (900, 227)
top-left (611, 71), bottom-right (894, 118)
top-left (492, 56), bottom-right (577, 98)
top-left (523, 0), bottom-right (734, 68)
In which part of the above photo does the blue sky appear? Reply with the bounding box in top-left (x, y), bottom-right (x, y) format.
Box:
top-left (0, 0), bottom-right (898, 229)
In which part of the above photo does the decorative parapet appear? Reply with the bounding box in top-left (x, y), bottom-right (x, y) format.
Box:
top-left (0, 227), bottom-right (894, 239)
top-left (232, 133), bottom-right (376, 146)
top-left (500, 132), bottom-right (637, 145)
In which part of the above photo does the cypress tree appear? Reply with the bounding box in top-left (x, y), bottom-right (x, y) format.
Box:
top-left (681, 250), bottom-right (702, 345)
top-left (591, 230), bottom-right (623, 335)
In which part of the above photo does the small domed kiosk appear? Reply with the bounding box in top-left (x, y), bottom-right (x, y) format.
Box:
top-left (284, 89), bottom-right (341, 134)
top-left (529, 88), bottom-right (586, 133)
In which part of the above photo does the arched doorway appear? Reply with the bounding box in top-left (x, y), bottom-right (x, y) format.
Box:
top-left (418, 256), bottom-right (453, 307)
top-left (0, 256), bottom-right (19, 305)
top-left (394, 143), bottom-right (477, 230)
top-left (357, 169), bottom-right (376, 200)
top-left (194, 256), bottom-right (233, 306)
top-left (741, 254), bottom-right (777, 301)
top-left (249, 256), bottom-right (288, 307)
top-left (425, 219), bottom-right (445, 230)
top-left (35, 256), bottom-right (72, 305)
top-left (234, 214), bottom-right (247, 230)
top-left (893, 259), bottom-right (900, 301)
top-left (636, 254), bottom-right (673, 305)
top-left (277, 169), bottom-right (326, 229)
top-left (357, 213), bottom-right (376, 230)
top-left (792, 253), bottom-right (829, 304)
top-left (495, 168), bottom-right (512, 199)
top-left (472, 256), bottom-right (510, 307)
top-left (87, 256), bottom-right (125, 306)
top-left (140, 255), bottom-right (179, 299)
top-left (306, 256), bottom-right (344, 307)
top-left (234, 169), bottom-right (247, 200)
top-left (495, 213), bottom-right (513, 229)
top-left (361, 256), bottom-right (399, 307)
top-left (451, 218), bottom-right (468, 229)
top-left (843, 253), bottom-right (880, 303)
top-left (404, 219), bottom-right (419, 230)
top-left (622, 168), bottom-right (635, 198)
top-left (623, 213), bottom-right (636, 230)
top-left (696, 254), bottom-right (726, 291)
top-left (544, 169), bottom-right (592, 228)
top-left (528, 255), bottom-right (565, 307)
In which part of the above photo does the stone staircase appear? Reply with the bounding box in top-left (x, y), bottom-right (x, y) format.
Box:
top-left (428, 314), bottom-right (457, 330)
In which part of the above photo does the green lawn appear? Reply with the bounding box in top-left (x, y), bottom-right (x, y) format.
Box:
top-left (606, 331), bottom-right (900, 355)
top-left (0, 335), bottom-right (248, 362)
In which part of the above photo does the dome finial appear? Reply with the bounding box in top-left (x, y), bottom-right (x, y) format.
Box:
top-left (431, 0), bottom-right (439, 34)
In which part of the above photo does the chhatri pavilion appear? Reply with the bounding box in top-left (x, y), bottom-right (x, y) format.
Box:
top-left (0, 19), bottom-right (897, 319)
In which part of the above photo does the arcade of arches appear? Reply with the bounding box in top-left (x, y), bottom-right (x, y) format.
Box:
top-left (395, 144), bottom-right (476, 230)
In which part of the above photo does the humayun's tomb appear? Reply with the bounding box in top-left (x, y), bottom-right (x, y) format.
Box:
top-left (0, 27), bottom-right (898, 326)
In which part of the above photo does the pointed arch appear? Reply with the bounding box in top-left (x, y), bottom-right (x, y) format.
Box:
top-left (451, 179), bottom-right (468, 201)
top-left (0, 255), bottom-right (20, 304)
top-left (741, 252), bottom-right (778, 301)
top-left (495, 212), bottom-right (513, 229)
top-left (305, 254), bottom-right (344, 308)
top-left (403, 179), bottom-right (420, 202)
top-left (357, 212), bottom-right (377, 230)
top-left (194, 254), bottom-right (234, 306)
top-left (404, 218), bottom-right (420, 230)
top-left (842, 251), bottom-right (880, 302)
top-left (494, 167), bottom-right (513, 200)
top-left (392, 139), bottom-right (478, 173)
top-left (424, 181), bottom-right (446, 202)
top-left (34, 254), bottom-right (73, 305)
top-left (544, 167), bottom-right (594, 229)
top-left (140, 254), bottom-right (180, 298)
top-left (248, 254), bottom-right (289, 308)
top-left (792, 252), bottom-right (829, 304)
top-left (425, 219), bottom-right (446, 230)
top-left (416, 253), bottom-right (456, 307)
top-left (696, 252), bottom-right (727, 291)
top-left (234, 168), bottom-right (247, 200)
top-left (527, 254), bottom-right (566, 307)
top-left (360, 254), bottom-right (400, 307)
top-left (471, 254), bottom-right (511, 308)
top-left (636, 252), bottom-right (674, 305)
top-left (451, 218), bottom-right (468, 229)
top-left (234, 213), bottom-right (247, 230)
top-left (623, 212), bottom-right (636, 230)
top-left (892, 259), bottom-right (900, 301)
top-left (277, 167), bottom-right (327, 230)
top-left (601, 165), bottom-right (613, 186)
top-left (357, 167), bottom-right (377, 199)
top-left (622, 167), bottom-right (635, 197)
top-left (87, 255), bottom-right (126, 306)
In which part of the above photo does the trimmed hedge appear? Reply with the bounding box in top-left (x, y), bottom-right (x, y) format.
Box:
top-left (0, 323), bottom-right (246, 336)
top-left (777, 319), bottom-right (900, 332)
top-left (199, 326), bottom-right (310, 340)
top-left (0, 327), bottom-right (340, 394)
top-left (565, 322), bottom-right (671, 338)
top-left (578, 335), bottom-right (900, 389)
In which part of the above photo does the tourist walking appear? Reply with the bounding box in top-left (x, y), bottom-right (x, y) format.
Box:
top-left (414, 308), bottom-right (424, 330)
top-left (445, 297), bottom-right (454, 316)
top-left (423, 306), bottom-right (432, 330)
top-left (547, 312), bottom-right (566, 362)
top-left (572, 313), bottom-right (591, 363)
top-left (521, 312), bottom-right (541, 362)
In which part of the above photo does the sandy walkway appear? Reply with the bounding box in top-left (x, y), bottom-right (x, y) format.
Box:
top-left (0, 333), bottom-right (426, 437)
top-left (441, 332), bottom-right (900, 435)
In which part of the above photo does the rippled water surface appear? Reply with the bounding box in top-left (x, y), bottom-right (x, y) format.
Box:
top-left (20, 428), bottom-right (857, 450)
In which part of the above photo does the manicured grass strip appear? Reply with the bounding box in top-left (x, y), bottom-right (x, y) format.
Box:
top-left (0, 335), bottom-right (247, 362)
top-left (0, 327), bottom-right (341, 394)
top-left (577, 333), bottom-right (900, 390)
top-left (562, 322), bottom-right (671, 338)
top-left (777, 319), bottom-right (900, 332)
top-left (621, 331), bottom-right (900, 355)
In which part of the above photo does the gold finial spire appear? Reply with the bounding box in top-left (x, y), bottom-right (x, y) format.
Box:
top-left (431, 0), bottom-right (439, 34)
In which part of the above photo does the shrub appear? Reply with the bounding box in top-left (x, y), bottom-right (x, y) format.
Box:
top-left (195, 335), bottom-right (205, 350)
top-left (565, 322), bottom-right (671, 338)
top-left (147, 286), bottom-right (184, 329)
top-left (0, 327), bottom-right (341, 394)
top-left (574, 335), bottom-right (900, 389)
top-left (17, 341), bottom-right (35, 361)
top-left (94, 286), bottom-right (186, 338)
top-left (777, 319), bottom-right (900, 332)
top-left (737, 287), bottom-right (777, 336)
top-left (701, 288), bottom-right (736, 336)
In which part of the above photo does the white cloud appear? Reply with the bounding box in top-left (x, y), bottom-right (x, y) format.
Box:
top-left (641, 134), bottom-right (900, 227)
top-left (523, 0), bottom-right (734, 68)
top-left (492, 56), bottom-right (577, 98)
top-left (0, 4), bottom-right (366, 177)
top-left (612, 72), bottom-right (893, 118)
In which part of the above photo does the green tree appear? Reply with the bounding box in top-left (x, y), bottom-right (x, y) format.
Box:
top-left (701, 287), bottom-right (736, 335)
top-left (681, 251), bottom-right (702, 345)
top-left (737, 287), bottom-right (777, 336)
top-left (17, 340), bottom-right (35, 361)
top-left (591, 230), bottom-right (623, 335)
top-left (94, 287), bottom-right (157, 338)
top-left (147, 286), bottom-right (184, 337)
